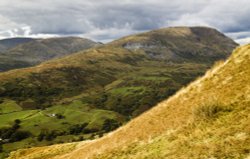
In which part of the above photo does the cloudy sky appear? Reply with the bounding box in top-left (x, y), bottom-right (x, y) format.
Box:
top-left (0, 0), bottom-right (249, 44)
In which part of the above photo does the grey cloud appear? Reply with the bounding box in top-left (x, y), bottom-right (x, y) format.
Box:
top-left (0, 0), bottom-right (249, 44)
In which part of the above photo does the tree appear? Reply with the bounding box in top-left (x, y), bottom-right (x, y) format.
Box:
top-left (102, 119), bottom-right (121, 132)
top-left (37, 132), bottom-right (46, 141)
top-left (14, 119), bottom-right (21, 124)
top-left (69, 123), bottom-right (88, 135)
top-left (10, 131), bottom-right (30, 142)
top-left (0, 144), bottom-right (3, 153)
top-left (55, 114), bottom-right (65, 119)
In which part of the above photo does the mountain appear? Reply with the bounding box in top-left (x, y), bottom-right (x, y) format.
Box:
top-left (0, 38), bottom-right (35, 52)
top-left (0, 27), bottom-right (238, 158)
top-left (0, 27), bottom-right (237, 114)
top-left (0, 37), bottom-right (100, 72)
top-left (10, 44), bottom-right (250, 159)
top-left (110, 27), bottom-right (236, 62)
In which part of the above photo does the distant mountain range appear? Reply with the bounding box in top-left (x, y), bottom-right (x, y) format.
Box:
top-left (0, 26), bottom-right (238, 158)
top-left (0, 37), bottom-right (100, 72)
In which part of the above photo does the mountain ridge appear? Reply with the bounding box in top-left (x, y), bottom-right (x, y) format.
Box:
top-left (110, 26), bottom-right (236, 60)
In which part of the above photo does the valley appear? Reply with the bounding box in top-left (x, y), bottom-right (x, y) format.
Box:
top-left (0, 27), bottom-right (238, 158)
top-left (10, 43), bottom-right (250, 159)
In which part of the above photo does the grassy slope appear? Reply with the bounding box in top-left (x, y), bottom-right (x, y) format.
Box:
top-left (0, 27), bottom-right (238, 157)
top-left (10, 44), bottom-right (250, 159)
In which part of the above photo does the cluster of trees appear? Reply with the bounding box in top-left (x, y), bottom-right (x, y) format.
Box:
top-left (37, 130), bottom-right (64, 141)
top-left (1, 77), bottom-right (65, 109)
top-left (36, 119), bottom-right (121, 142)
top-left (102, 119), bottom-right (121, 132)
top-left (37, 123), bottom-right (96, 142)
top-left (69, 123), bottom-right (88, 135)
top-left (87, 86), bottom-right (177, 117)
top-left (0, 119), bottom-right (31, 143)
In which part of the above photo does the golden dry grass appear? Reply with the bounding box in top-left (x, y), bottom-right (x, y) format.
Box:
top-left (8, 44), bottom-right (250, 159)
top-left (8, 143), bottom-right (77, 159)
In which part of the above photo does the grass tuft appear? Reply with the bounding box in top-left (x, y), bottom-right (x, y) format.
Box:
top-left (193, 99), bottom-right (232, 121)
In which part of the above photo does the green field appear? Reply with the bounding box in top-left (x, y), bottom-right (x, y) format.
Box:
top-left (0, 100), bottom-right (22, 114)
top-left (0, 64), bottom-right (208, 158)
top-left (0, 99), bottom-right (124, 158)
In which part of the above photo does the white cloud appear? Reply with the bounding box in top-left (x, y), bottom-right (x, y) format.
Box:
top-left (80, 23), bottom-right (144, 43)
top-left (235, 37), bottom-right (250, 45)
top-left (168, 14), bottom-right (211, 27)
top-left (0, 15), bottom-right (20, 30)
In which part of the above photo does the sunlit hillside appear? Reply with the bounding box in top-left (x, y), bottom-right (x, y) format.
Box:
top-left (9, 44), bottom-right (250, 159)
top-left (0, 27), bottom-right (238, 158)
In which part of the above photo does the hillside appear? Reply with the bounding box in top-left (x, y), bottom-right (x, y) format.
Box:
top-left (0, 27), bottom-right (238, 157)
top-left (0, 38), bottom-right (35, 52)
top-left (9, 44), bottom-right (250, 159)
top-left (0, 37), bottom-right (100, 72)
